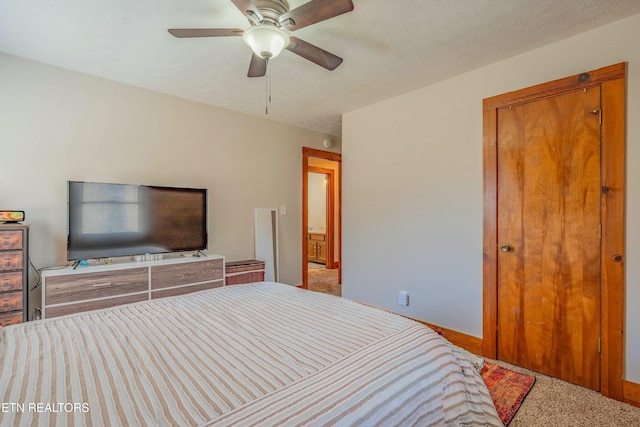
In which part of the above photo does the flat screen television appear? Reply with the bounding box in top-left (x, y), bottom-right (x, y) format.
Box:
top-left (67, 181), bottom-right (207, 261)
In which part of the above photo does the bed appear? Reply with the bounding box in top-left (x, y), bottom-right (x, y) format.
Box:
top-left (0, 282), bottom-right (501, 426)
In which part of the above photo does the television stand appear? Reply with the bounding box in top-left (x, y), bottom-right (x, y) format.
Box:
top-left (41, 254), bottom-right (224, 319)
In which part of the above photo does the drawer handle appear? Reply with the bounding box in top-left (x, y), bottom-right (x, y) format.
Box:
top-left (92, 282), bottom-right (113, 287)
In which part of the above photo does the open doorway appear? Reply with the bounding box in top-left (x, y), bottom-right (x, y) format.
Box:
top-left (302, 147), bottom-right (341, 294)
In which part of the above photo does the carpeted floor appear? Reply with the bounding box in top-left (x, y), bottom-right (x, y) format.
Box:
top-left (491, 359), bottom-right (640, 426)
top-left (307, 262), bottom-right (326, 270)
top-left (307, 264), bottom-right (341, 296)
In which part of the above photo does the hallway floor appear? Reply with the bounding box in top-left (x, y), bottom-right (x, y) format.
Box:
top-left (307, 264), bottom-right (340, 297)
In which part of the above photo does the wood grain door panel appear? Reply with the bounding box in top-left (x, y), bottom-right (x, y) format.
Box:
top-left (497, 87), bottom-right (601, 390)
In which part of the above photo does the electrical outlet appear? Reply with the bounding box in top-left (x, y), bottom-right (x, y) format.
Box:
top-left (397, 291), bottom-right (409, 306)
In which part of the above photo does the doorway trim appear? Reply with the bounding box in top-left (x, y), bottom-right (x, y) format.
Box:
top-left (482, 63), bottom-right (626, 400)
top-left (302, 147), bottom-right (342, 289)
top-left (308, 166), bottom-right (336, 270)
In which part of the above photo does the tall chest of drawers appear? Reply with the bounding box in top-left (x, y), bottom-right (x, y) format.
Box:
top-left (0, 223), bottom-right (28, 326)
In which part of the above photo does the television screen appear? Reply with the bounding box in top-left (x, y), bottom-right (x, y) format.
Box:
top-left (67, 181), bottom-right (207, 261)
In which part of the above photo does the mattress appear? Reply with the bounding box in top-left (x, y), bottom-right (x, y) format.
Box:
top-left (0, 282), bottom-right (501, 426)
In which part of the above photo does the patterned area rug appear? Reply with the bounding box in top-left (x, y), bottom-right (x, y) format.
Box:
top-left (481, 361), bottom-right (536, 425)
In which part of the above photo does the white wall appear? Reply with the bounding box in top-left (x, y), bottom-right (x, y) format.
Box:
top-left (0, 53), bottom-right (341, 310)
top-left (342, 13), bottom-right (640, 382)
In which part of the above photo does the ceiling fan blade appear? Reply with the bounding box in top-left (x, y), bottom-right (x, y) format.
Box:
top-left (230, 0), bottom-right (264, 23)
top-left (168, 28), bottom-right (244, 38)
top-left (279, 0), bottom-right (353, 31)
top-left (286, 37), bottom-right (343, 71)
top-left (248, 54), bottom-right (267, 77)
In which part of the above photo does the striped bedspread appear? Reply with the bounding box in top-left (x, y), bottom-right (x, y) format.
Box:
top-left (0, 282), bottom-right (501, 426)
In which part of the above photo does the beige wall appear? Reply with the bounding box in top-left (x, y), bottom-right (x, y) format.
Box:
top-left (343, 13), bottom-right (640, 382)
top-left (0, 52), bottom-right (341, 312)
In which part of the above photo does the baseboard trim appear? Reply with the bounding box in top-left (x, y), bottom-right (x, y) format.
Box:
top-left (349, 300), bottom-right (483, 355)
top-left (350, 303), bottom-right (639, 406)
top-left (308, 293), bottom-right (638, 402)
top-left (624, 380), bottom-right (640, 407)
top-left (413, 320), bottom-right (483, 355)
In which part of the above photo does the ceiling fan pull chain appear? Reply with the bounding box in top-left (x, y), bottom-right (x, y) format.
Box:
top-left (265, 57), bottom-right (270, 115)
top-left (268, 59), bottom-right (272, 104)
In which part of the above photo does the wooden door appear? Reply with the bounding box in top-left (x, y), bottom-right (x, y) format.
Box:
top-left (497, 87), bottom-right (601, 390)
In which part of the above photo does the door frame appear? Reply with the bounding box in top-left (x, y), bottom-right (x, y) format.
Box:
top-left (302, 147), bottom-right (342, 289)
top-left (307, 166), bottom-right (336, 268)
top-left (482, 63), bottom-right (626, 399)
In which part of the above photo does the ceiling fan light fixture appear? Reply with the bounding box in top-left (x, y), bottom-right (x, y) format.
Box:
top-left (243, 24), bottom-right (290, 59)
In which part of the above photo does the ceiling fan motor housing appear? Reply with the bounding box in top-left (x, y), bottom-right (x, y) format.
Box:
top-left (253, 0), bottom-right (290, 25)
top-left (242, 0), bottom-right (292, 59)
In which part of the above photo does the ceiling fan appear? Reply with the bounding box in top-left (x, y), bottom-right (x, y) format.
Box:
top-left (168, 0), bottom-right (354, 78)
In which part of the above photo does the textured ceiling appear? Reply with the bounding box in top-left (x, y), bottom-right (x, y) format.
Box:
top-left (1, 0), bottom-right (639, 136)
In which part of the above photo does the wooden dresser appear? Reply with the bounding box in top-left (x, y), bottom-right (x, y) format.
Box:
top-left (42, 255), bottom-right (224, 319)
top-left (0, 223), bottom-right (28, 326)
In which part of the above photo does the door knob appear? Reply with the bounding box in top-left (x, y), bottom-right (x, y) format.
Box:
top-left (500, 244), bottom-right (512, 252)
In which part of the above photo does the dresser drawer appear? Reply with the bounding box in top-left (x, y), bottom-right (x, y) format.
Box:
top-left (151, 259), bottom-right (223, 290)
top-left (0, 311), bottom-right (23, 327)
top-left (45, 268), bottom-right (148, 305)
top-left (225, 260), bottom-right (266, 274)
top-left (151, 280), bottom-right (223, 299)
top-left (0, 271), bottom-right (23, 292)
top-left (226, 271), bottom-right (265, 285)
top-left (0, 291), bottom-right (23, 312)
top-left (45, 293), bottom-right (148, 318)
top-left (0, 230), bottom-right (23, 250)
top-left (0, 251), bottom-right (23, 271)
